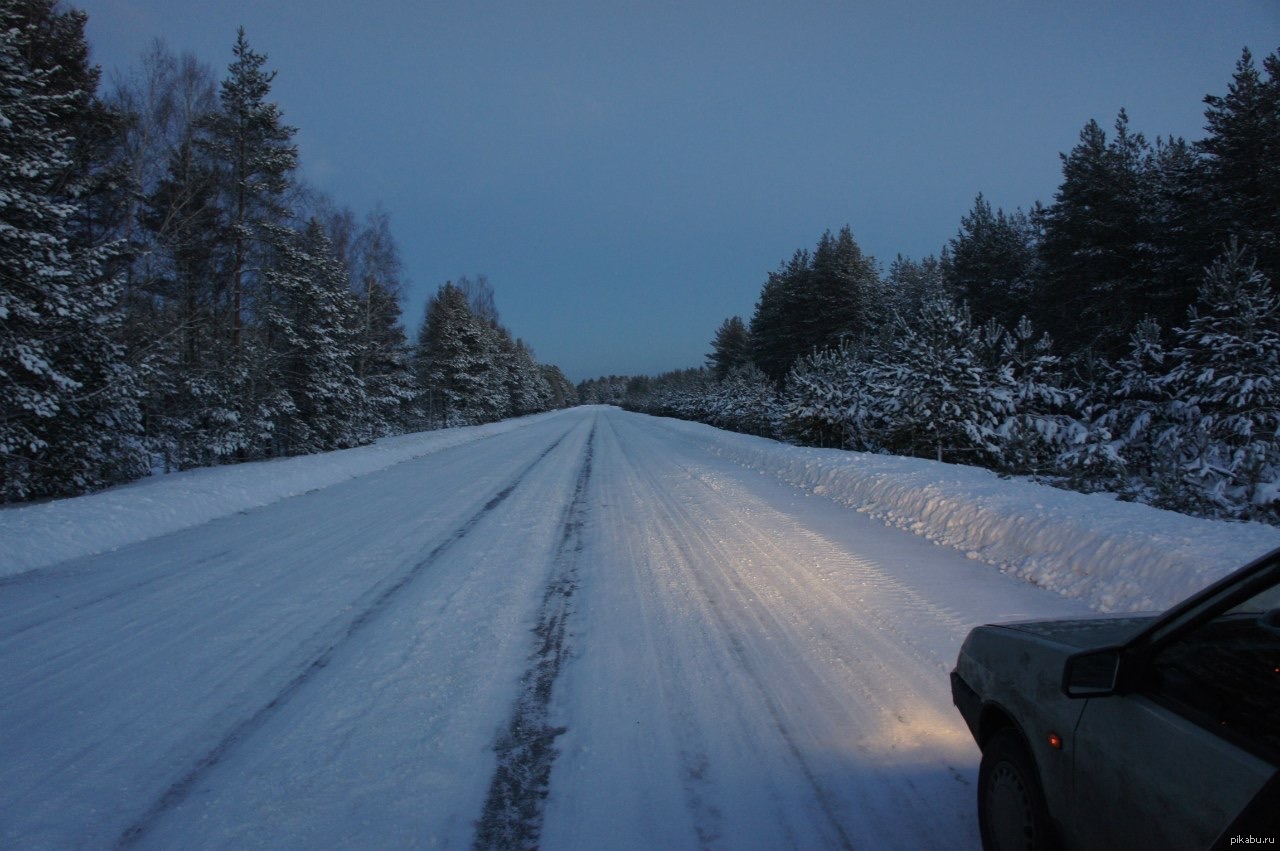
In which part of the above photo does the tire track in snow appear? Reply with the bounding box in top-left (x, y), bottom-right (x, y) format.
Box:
top-left (0, 550), bottom-right (234, 643)
top-left (606, 416), bottom-right (862, 850)
top-left (474, 421), bottom-right (596, 850)
top-left (610, 413), bottom-right (981, 847)
top-left (114, 427), bottom-right (577, 850)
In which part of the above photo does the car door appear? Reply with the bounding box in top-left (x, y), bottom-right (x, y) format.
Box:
top-left (1067, 577), bottom-right (1280, 850)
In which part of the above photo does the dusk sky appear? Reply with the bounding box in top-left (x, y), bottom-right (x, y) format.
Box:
top-left (77, 0), bottom-right (1278, 381)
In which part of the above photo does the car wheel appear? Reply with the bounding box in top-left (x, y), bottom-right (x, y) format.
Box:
top-left (978, 728), bottom-right (1058, 851)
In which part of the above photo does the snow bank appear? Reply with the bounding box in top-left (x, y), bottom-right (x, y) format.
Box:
top-left (0, 411), bottom-right (571, 579)
top-left (654, 416), bottom-right (1280, 613)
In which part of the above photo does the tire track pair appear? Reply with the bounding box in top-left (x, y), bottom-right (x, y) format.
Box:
top-left (608, 414), bottom-right (857, 850)
top-left (115, 426), bottom-right (577, 849)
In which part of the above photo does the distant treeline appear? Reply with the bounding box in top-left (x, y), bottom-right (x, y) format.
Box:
top-left (0, 2), bottom-right (574, 504)
top-left (582, 46), bottom-right (1280, 524)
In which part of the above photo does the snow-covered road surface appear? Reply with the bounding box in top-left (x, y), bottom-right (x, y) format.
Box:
top-left (0, 406), bottom-right (1172, 849)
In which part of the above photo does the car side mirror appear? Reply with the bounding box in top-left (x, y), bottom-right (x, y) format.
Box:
top-left (1062, 646), bottom-right (1124, 698)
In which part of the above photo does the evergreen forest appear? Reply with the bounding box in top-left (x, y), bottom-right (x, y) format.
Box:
top-left (0, 1), bottom-right (576, 503)
top-left (585, 46), bottom-right (1280, 524)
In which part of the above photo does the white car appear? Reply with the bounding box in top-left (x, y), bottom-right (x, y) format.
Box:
top-left (951, 547), bottom-right (1280, 850)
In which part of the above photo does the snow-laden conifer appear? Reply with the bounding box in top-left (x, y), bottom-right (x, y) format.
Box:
top-left (1158, 244), bottom-right (1280, 519)
top-left (263, 220), bottom-right (368, 454)
top-left (874, 299), bottom-right (1011, 464)
top-left (0, 5), bottom-right (145, 501)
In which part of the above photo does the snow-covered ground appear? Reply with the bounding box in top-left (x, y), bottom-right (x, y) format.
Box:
top-left (1, 406), bottom-right (1276, 849)
top-left (0, 410), bottom-right (568, 580)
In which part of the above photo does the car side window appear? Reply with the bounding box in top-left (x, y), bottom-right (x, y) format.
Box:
top-left (1144, 579), bottom-right (1280, 762)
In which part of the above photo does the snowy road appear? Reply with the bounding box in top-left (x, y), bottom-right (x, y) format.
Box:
top-left (0, 407), bottom-right (1096, 850)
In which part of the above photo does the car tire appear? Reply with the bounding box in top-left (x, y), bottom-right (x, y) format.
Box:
top-left (978, 728), bottom-right (1059, 851)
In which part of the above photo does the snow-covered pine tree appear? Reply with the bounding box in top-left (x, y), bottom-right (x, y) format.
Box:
top-left (134, 135), bottom-right (229, 470)
top-left (994, 316), bottom-right (1079, 476)
top-left (781, 344), bottom-right (868, 449)
top-left (1197, 48), bottom-right (1280, 284)
top-left (750, 228), bottom-right (879, 382)
top-left (875, 299), bottom-right (1011, 465)
top-left (883, 254), bottom-right (948, 323)
top-left (0, 2), bottom-right (146, 501)
top-left (263, 220), bottom-right (368, 455)
top-left (809, 225), bottom-right (878, 348)
top-left (749, 249), bottom-right (811, 381)
top-left (1159, 243), bottom-right (1280, 520)
top-left (944, 194), bottom-right (1038, 328)
top-left (416, 283), bottom-right (495, 427)
top-left (708, 364), bottom-right (777, 437)
top-left (197, 27), bottom-right (297, 352)
top-left (1068, 319), bottom-right (1178, 503)
top-left (349, 208), bottom-right (416, 436)
top-left (706, 315), bottom-right (752, 381)
top-left (1034, 111), bottom-right (1162, 356)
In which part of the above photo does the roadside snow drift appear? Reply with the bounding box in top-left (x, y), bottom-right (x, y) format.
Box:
top-left (650, 415), bottom-right (1280, 612)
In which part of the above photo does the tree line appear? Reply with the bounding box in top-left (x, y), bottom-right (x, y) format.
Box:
top-left (0, 1), bottom-right (573, 504)
top-left (611, 46), bottom-right (1280, 524)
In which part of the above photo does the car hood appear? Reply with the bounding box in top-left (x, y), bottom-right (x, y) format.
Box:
top-left (997, 615), bottom-right (1158, 649)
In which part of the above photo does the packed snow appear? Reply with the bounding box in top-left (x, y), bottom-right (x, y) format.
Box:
top-left (1, 406), bottom-right (1277, 849)
top-left (0, 411), bottom-right (567, 580)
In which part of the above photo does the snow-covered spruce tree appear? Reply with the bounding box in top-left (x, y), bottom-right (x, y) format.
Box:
top-left (0, 3), bottom-right (147, 501)
top-left (176, 28), bottom-right (299, 462)
top-left (470, 323), bottom-right (511, 424)
top-left (415, 283), bottom-right (498, 427)
top-left (1157, 244), bottom-right (1280, 520)
top-left (506, 337), bottom-right (553, 416)
top-left (262, 220), bottom-right (368, 455)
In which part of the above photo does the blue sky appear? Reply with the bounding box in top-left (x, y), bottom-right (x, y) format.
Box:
top-left (77, 0), bottom-right (1278, 381)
